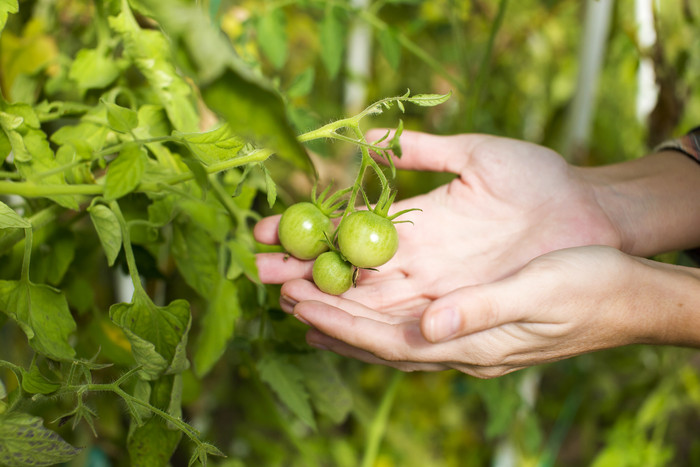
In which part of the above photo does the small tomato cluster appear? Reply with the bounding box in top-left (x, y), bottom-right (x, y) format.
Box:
top-left (278, 184), bottom-right (410, 295)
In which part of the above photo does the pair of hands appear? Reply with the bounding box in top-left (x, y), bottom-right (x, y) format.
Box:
top-left (254, 130), bottom-right (690, 378)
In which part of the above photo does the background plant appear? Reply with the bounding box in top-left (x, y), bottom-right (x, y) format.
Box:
top-left (1, 0), bottom-right (700, 466)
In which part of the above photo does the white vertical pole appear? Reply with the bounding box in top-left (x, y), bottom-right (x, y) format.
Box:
top-left (561, 0), bottom-right (614, 161)
top-left (635, 0), bottom-right (659, 122)
top-left (344, 0), bottom-right (372, 115)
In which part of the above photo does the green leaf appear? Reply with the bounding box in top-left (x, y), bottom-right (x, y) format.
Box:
top-left (0, 0), bottom-right (18, 32)
top-left (377, 26), bottom-right (402, 69)
top-left (0, 279), bottom-right (76, 361)
top-left (20, 362), bottom-right (60, 395)
top-left (0, 412), bottom-right (81, 466)
top-left (0, 126), bottom-right (10, 159)
top-left (109, 9), bottom-right (199, 132)
top-left (172, 221), bottom-right (219, 298)
top-left (202, 68), bottom-right (314, 175)
top-left (286, 67), bottom-right (315, 99)
top-left (31, 231), bottom-right (76, 286)
top-left (88, 204), bottom-right (123, 266)
top-left (69, 48), bottom-right (120, 90)
top-left (258, 8), bottom-right (288, 69)
top-left (193, 277), bottom-right (239, 377)
top-left (104, 144), bottom-right (147, 200)
top-left (320, 6), bottom-right (345, 79)
top-left (0, 201), bottom-right (30, 229)
top-left (7, 119), bottom-right (79, 209)
top-left (261, 164), bottom-right (277, 208)
top-left (102, 100), bottom-right (138, 133)
top-left (134, 0), bottom-right (312, 172)
top-left (227, 239), bottom-right (260, 284)
top-left (407, 91), bottom-right (452, 106)
top-left (109, 291), bottom-right (191, 380)
top-left (127, 416), bottom-right (181, 466)
top-left (174, 123), bottom-right (245, 166)
top-left (257, 354), bottom-right (317, 431)
top-left (295, 353), bottom-right (352, 424)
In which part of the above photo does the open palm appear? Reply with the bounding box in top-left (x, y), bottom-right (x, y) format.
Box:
top-left (255, 130), bottom-right (620, 313)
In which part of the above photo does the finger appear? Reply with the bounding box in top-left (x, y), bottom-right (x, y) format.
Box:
top-left (253, 215), bottom-right (281, 245)
top-left (255, 253), bottom-right (312, 284)
top-left (294, 300), bottom-right (446, 363)
top-left (364, 129), bottom-right (491, 175)
top-left (281, 279), bottom-right (416, 324)
top-left (305, 328), bottom-right (448, 372)
top-left (420, 278), bottom-right (530, 343)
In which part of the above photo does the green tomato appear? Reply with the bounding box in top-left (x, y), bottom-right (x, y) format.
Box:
top-left (337, 211), bottom-right (398, 268)
top-left (278, 202), bottom-right (332, 260)
top-left (312, 251), bottom-right (354, 295)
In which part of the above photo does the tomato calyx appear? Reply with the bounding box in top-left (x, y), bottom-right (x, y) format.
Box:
top-left (311, 182), bottom-right (351, 218)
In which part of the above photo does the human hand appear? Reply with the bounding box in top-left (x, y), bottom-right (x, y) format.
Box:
top-left (279, 246), bottom-right (700, 378)
top-left (255, 130), bottom-right (621, 311)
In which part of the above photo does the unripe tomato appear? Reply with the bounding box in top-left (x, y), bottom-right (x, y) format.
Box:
top-left (278, 202), bottom-right (332, 260)
top-left (337, 211), bottom-right (398, 268)
top-left (312, 251), bottom-right (354, 295)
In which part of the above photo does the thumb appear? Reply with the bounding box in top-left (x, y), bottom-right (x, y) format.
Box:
top-left (420, 280), bottom-right (528, 343)
top-left (365, 129), bottom-right (491, 175)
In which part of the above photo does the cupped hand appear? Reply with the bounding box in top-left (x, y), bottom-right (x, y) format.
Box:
top-left (255, 130), bottom-right (621, 312)
top-left (280, 246), bottom-right (680, 378)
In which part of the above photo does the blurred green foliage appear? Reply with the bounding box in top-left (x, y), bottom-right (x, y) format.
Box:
top-left (0, 0), bottom-right (699, 466)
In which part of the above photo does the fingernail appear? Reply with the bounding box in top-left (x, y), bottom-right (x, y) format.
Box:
top-left (293, 312), bottom-right (311, 326)
top-left (425, 308), bottom-right (461, 342)
top-left (280, 295), bottom-right (298, 314)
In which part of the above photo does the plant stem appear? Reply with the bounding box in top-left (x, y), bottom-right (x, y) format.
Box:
top-left (0, 148), bottom-right (275, 198)
top-left (20, 228), bottom-right (32, 283)
top-left (0, 205), bottom-right (61, 255)
top-left (361, 371), bottom-right (404, 467)
top-left (108, 200), bottom-right (144, 295)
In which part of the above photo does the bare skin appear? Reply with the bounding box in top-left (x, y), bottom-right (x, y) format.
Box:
top-left (255, 130), bottom-right (700, 377)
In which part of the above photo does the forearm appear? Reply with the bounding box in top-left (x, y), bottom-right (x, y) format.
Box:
top-left (629, 256), bottom-right (700, 348)
top-left (577, 151), bottom-right (700, 257)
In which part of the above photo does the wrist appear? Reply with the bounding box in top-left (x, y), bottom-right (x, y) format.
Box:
top-left (577, 151), bottom-right (700, 257)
